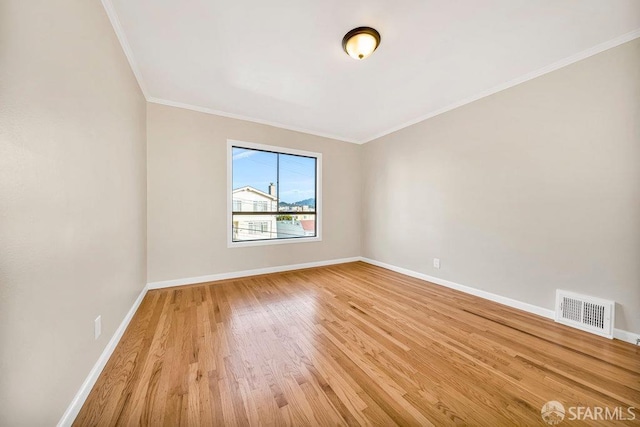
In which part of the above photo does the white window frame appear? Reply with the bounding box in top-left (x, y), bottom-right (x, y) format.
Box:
top-left (227, 139), bottom-right (322, 248)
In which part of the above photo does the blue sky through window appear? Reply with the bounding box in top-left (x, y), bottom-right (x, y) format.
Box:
top-left (232, 147), bottom-right (316, 204)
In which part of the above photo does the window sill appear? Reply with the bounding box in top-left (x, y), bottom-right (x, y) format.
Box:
top-left (228, 236), bottom-right (322, 248)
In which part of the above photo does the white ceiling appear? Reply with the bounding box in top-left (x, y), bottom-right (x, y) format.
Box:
top-left (106, 0), bottom-right (640, 143)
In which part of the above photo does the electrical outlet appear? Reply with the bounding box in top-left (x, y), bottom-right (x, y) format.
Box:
top-left (433, 258), bottom-right (440, 269)
top-left (94, 315), bottom-right (102, 340)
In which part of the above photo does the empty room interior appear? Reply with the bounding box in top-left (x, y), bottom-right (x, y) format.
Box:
top-left (2, 0), bottom-right (640, 425)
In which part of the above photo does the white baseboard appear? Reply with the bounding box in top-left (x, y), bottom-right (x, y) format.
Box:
top-left (57, 284), bottom-right (149, 427)
top-left (147, 257), bottom-right (361, 289)
top-left (613, 329), bottom-right (640, 346)
top-left (360, 257), bottom-right (555, 319)
top-left (58, 255), bottom-right (639, 426)
top-left (360, 257), bottom-right (640, 346)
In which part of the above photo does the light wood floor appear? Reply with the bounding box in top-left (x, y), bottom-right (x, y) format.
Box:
top-left (75, 262), bottom-right (640, 426)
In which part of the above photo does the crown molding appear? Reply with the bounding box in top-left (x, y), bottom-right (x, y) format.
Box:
top-left (147, 97), bottom-right (359, 144)
top-left (360, 28), bottom-right (640, 143)
top-left (100, 0), bottom-right (149, 98)
top-left (100, 0), bottom-right (639, 145)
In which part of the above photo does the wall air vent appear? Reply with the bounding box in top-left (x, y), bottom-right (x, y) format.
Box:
top-left (555, 290), bottom-right (614, 338)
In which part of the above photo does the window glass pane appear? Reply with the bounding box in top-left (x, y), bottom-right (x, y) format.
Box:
top-left (276, 213), bottom-right (316, 238)
top-left (231, 146), bottom-right (317, 243)
top-left (232, 214), bottom-right (316, 242)
top-left (233, 214), bottom-right (277, 241)
top-left (232, 147), bottom-right (277, 212)
top-left (278, 154), bottom-right (316, 213)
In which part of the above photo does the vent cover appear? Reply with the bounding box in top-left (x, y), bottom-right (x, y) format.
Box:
top-left (555, 290), bottom-right (614, 338)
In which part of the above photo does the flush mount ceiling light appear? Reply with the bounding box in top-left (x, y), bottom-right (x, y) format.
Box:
top-left (342, 27), bottom-right (381, 60)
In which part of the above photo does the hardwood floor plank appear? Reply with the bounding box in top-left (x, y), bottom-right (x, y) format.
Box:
top-left (74, 262), bottom-right (640, 426)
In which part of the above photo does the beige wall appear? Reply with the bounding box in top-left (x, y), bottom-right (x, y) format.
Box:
top-left (362, 38), bottom-right (640, 333)
top-left (1, 1), bottom-right (637, 422)
top-left (0, 0), bottom-right (147, 424)
top-left (147, 103), bottom-right (361, 283)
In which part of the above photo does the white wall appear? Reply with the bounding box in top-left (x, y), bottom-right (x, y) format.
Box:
top-left (362, 38), bottom-right (640, 334)
top-left (0, 0), bottom-right (147, 424)
top-left (147, 103), bottom-right (361, 283)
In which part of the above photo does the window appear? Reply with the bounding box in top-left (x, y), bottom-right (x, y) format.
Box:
top-left (253, 201), bottom-right (268, 212)
top-left (247, 221), bottom-right (269, 235)
top-left (228, 140), bottom-right (321, 247)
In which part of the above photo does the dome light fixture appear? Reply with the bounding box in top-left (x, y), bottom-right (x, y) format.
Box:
top-left (342, 27), bottom-right (381, 60)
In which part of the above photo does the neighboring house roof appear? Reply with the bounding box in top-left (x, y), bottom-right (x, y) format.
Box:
top-left (275, 221), bottom-right (305, 238)
top-left (232, 186), bottom-right (277, 201)
top-left (300, 220), bottom-right (315, 232)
